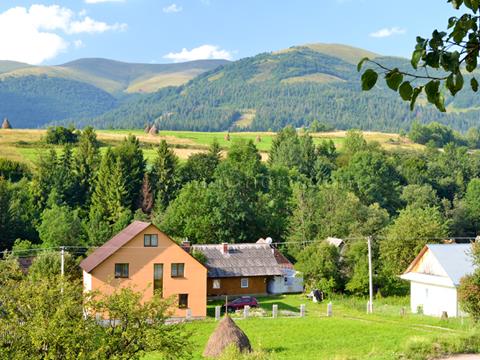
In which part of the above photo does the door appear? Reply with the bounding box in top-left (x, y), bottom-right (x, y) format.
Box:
top-left (154, 264), bottom-right (163, 295)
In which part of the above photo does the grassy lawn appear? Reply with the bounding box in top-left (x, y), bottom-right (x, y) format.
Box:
top-left (0, 129), bottom-right (424, 167)
top-left (145, 295), bottom-right (475, 360)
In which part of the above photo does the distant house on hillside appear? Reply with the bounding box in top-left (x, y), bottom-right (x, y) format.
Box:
top-left (191, 240), bottom-right (303, 297)
top-left (400, 244), bottom-right (475, 317)
top-left (80, 221), bottom-right (207, 318)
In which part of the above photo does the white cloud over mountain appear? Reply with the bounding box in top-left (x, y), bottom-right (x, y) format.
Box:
top-left (0, 4), bottom-right (127, 64)
top-left (370, 27), bottom-right (406, 38)
top-left (164, 45), bottom-right (232, 62)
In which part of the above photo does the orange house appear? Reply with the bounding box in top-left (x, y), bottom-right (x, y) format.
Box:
top-left (80, 221), bottom-right (207, 318)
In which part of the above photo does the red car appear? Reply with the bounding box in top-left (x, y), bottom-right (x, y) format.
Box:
top-left (223, 296), bottom-right (259, 312)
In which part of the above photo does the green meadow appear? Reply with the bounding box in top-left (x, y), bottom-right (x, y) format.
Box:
top-left (145, 295), bottom-right (477, 360)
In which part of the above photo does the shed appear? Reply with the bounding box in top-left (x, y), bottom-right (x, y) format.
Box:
top-left (400, 244), bottom-right (475, 317)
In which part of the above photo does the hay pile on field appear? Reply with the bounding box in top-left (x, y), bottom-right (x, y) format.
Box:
top-left (149, 125), bottom-right (158, 135)
top-left (203, 315), bottom-right (251, 358)
top-left (2, 118), bottom-right (12, 129)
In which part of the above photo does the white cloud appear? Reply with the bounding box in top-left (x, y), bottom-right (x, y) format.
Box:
top-left (0, 5), bottom-right (127, 64)
top-left (163, 4), bottom-right (183, 13)
top-left (370, 27), bottom-right (406, 38)
top-left (74, 39), bottom-right (85, 49)
top-left (84, 0), bottom-right (125, 4)
top-left (164, 45), bottom-right (232, 62)
top-left (68, 16), bottom-right (127, 34)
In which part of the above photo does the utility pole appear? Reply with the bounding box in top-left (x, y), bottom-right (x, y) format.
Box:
top-left (367, 236), bottom-right (373, 314)
top-left (60, 246), bottom-right (65, 294)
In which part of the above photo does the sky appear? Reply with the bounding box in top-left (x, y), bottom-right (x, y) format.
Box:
top-left (0, 0), bottom-right (459, 65)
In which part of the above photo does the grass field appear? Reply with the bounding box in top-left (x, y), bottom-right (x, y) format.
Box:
top-left (0, 129), bottom-right (423, 167)
top-left (145, 295), bottom-right (476, 360)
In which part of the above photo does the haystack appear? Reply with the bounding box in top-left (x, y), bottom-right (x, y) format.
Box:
top-left (2, 117), bottom-right (11, 129)
top-left (149, 125), bottom-right (158, 135)
top-left (203, 315), bottom-right (251, 358)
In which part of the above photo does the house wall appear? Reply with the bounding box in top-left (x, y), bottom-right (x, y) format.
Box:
top-left (410, 281), bottom-right (458, 317)
top-left (268, 269), bottom-right (304, 294)
top-left (207, 276), bottom-right (268, 296)
top-left (87, 225), bottom-right (207, 318)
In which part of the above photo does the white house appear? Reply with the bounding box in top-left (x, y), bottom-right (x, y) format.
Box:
top-left (400, 244), bottom-right (475, 317)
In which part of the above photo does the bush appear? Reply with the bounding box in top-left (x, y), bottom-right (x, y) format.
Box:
top-left (45, 126), bottom-right (78, 144)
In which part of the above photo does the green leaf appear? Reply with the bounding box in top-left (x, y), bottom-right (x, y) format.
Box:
top-left (385, 69), bottom-right (403, 91)
top-left (410, 87), bottom-right (422, 111)
top-left (411, 49), bottom-right (424, 69)
top-left (399, 81), bottom-right (413, 101)
top-left (361, 69), bottom-right (378, 91)
top-left (425, 80), bottom-right (440, 104)
top-left (357, 57), bottom-right (370, 72)
top-left (435, 92), bottom-right (446, 112)
top-left (471, 77), bottom-right (478, 92)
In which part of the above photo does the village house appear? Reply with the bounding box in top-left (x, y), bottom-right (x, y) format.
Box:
top-left (80, 221), bottom-right (207, 318)
top-left (191, 239), bottom-right (303, 297)
top-left (400, 243), bottom-right (475, 318)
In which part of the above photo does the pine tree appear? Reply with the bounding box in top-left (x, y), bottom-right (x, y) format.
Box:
top-left (75, 126), bottom-right (100, 207)
top-left (114, 135), bottom-right (145, 211)
top-left (151, 140), bottom-right (178, 210)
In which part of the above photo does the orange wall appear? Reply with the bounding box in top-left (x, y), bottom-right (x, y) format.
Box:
top-left (207, 276), bottom-right (268, 296)
top-left (87, 225), bottom-right (207, 317)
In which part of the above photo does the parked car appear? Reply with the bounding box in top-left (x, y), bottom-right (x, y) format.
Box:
top-left (223, 296), bottom-right (259, 312)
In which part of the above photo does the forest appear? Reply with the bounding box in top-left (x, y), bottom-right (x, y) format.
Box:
top-left (88, 49), bottom-right (480, 132)
top-left (1, 126), bottom-right (480, 296)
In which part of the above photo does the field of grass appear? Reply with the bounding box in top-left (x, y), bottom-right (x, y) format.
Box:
top-left (145, 295), bottom-right (476, 360)
top-left (0, 129), bottom-right (423, 167)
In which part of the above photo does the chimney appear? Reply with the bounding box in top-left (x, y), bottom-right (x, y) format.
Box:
top-left (181, 239), bottom-right (191, 253)
top-left (222, 243), bottom-right (229, 254)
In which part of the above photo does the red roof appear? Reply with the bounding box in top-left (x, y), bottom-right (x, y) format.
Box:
top-left (80, 221), bottom-right (151, 273)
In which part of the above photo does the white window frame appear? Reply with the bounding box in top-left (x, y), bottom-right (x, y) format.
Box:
top-left (212, 279), bottom-right (221, 289)
top-left (240, 277), bottom-right (249, 288)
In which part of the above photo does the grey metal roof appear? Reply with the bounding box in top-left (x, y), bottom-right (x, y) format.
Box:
top-left (428, 244), bottom-right (475, 286)
top-left (192, 243), bottom-right (284, 278)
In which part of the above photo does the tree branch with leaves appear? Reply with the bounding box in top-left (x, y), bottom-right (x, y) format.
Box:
top-left (359, 0), bottom-right (480, 112)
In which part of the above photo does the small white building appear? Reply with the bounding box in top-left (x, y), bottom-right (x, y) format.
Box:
top-left (400, 244), bottom-right (475, 317)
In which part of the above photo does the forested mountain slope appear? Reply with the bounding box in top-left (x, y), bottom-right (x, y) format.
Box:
top-left (89, 44), bottom-right (480, 132)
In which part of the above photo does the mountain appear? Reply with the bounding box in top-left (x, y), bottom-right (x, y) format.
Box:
top-left (0, 58), bottom-right (228, 128)
top-left (87, 43), bottom-right (480, 132)
top-left (0, 58), bottom-right (229, 94)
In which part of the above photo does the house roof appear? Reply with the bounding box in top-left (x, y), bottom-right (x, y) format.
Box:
top-left (192, 243), bottom-right (285, 278)
top-left (80, 221), bottom-right (151, 273)
top-left (402, 243), bottom-right (475, 286)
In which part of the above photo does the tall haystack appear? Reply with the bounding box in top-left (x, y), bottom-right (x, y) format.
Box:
top-left (2, 117), bottom-right (12, 129)
top-left (149, 124), bottom-right (158, 135)
top-left (203, 316), bottom-right (251, 358)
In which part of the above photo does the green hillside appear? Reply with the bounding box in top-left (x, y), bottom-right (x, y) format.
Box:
top-left (0, 58), bottom-right (228, 94)
top-left (0, 76), bottom-right (117, 128)
top-left (87, 44), bottom-right (480, 132)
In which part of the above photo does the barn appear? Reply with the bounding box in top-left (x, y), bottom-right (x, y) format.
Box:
top-left (400, 243), bottom-right (475, 317)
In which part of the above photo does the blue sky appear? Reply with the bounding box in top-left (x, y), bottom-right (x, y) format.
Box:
top-left (0, 0), bottom-right (458, 65)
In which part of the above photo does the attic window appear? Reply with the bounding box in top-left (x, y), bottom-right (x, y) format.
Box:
top-left (115, 263), bottom-right (129, 278)
top-left (144, 234), bottom-right (158, 247)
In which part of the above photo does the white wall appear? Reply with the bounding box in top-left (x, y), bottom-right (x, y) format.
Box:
top-left (410, 281), bottom-right (458, 317)
top-left (83, 270), bottom-right (92, 292)
top-left (268, 269), bottom-right (304, 294)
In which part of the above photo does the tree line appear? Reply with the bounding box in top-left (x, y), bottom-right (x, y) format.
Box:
top-left (3, 126), bottom-right (480, 297)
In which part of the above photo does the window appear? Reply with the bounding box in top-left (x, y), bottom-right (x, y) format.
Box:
top-left (144, 234), bottom-right (158, 247)
top-left (115, 263), bottom-right (129, 278)
top-left (241, 278), bottom-right (249, 288)
top-left (171, 263), bottom-right (185, 278)
top-left (212, 279), bottom-right (221, 289)
top-left (178, 294), bottom-right (188, 308)
top-left (154, 264), bottom-right (163, 292)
